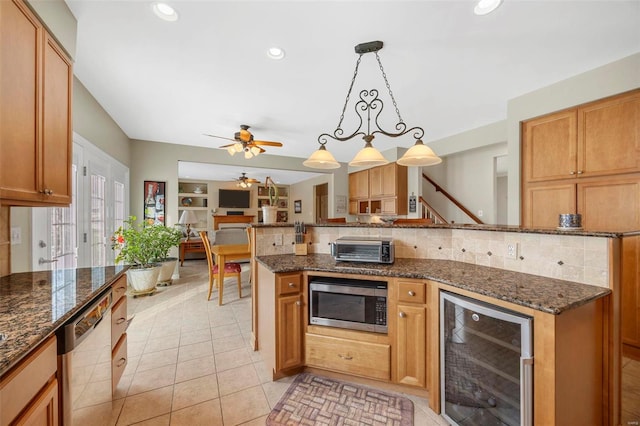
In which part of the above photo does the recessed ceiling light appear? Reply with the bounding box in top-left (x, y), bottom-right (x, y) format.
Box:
top-left (267, 47), bottom-right (285, 60)
top-left (474, 0), bottom-right (503, 15)
top-left (153, 2), bottom-right (179, 21)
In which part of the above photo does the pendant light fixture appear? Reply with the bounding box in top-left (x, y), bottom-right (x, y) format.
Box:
top-left (304, 41), bottom-right (441, 169)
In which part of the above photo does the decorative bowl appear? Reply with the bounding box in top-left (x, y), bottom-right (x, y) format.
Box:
top-left (181, 197), bottom-right (193, 206)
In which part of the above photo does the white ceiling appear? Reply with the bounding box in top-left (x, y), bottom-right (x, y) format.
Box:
top-left (66, 0), bottom-right (640, 179)
top-left (177, 161), bottom-right (326, 185)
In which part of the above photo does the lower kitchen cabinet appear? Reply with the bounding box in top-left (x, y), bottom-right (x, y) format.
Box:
top-left (277, 294), bottom-right (303, 371)
top-left (111, 275), bottom-right (128, 393)
top-left (394, 279), bottom-right (427, 388)
top-left (0, 336), bottom-right (58, 426)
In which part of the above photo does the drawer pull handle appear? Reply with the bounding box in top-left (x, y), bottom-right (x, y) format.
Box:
top-left (296, 301), bottom-right (301, 306)
top-left (116, 358), bottom-right (126, 367)
top-left (577, 170), bottom-right (584, 174)
top-left (399, 312), bottom-right (407, 318)
top-left (288, 282), bottom-right (295, 288)
top-left (338, 354), bottom-right (353, 360)
top-left (570, 171), bottom-right (576, 175)
top-left (408, 291), bottom-right (415, 296)
top-left (116, 317), bottom-right (126, 325)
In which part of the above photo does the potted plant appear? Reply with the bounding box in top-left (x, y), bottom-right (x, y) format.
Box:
top-left (111, 216), bottom-right (161, 294)
top-left (151, 225), bottom-right (183, 286)
top-left (262, 176), bottom-right (279, 224)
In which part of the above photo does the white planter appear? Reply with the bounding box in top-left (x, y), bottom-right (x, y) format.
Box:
top-left (127, 265), bottom-right (161, 293)
top-left (262, 206), bottom-right (278, 224)
top-left (156, 258), bottom-right (178, 286)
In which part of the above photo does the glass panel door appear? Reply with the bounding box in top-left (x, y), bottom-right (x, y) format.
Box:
top-left (440, 291), bottom-right (533, 426)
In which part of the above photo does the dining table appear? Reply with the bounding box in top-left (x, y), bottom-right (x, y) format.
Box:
top-left (210, 243), bottom-right (251, 305)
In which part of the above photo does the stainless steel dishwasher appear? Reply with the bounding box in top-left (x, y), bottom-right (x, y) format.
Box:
top-left (57, 289), bottom-right (113, 426)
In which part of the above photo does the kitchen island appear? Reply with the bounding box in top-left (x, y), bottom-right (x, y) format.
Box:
top-left (249, 223), bottom-right (622, 425)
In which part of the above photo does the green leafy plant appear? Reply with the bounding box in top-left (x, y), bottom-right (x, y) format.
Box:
top-left (150, 225), bottom-right (182, 261)
top-left (111, 216), bottom-right (160, 268)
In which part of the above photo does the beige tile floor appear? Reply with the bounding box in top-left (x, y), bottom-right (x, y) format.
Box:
top-left (79, 260), bottom-right (448, 425)
top-left (622, 357), bottom-right (640, 425)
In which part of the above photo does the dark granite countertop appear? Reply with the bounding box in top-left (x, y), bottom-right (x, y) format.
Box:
top-left (0, 266), bottom-right (127, 376)
top-left (252, 222), bottom-right (627, 237)
top-left (255, 254), bottom-right (610, 315)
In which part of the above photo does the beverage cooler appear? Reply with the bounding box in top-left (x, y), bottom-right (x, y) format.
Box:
top-left (440, 291), bottom-right (533, 426)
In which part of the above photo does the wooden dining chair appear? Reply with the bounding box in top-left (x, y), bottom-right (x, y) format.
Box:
top-left (199, 231), bottom-right (242, 302)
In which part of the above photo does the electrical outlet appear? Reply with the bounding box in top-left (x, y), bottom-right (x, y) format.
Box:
top-left (274, 234), bottom-right (283, 246)
top-left (506, 242), bottom-right (518, 259)
top-left (477, 210), bottom-right (483, 217)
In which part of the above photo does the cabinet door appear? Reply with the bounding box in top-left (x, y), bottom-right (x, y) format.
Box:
top-left (277, 294), bottom-right (303, 371)
top-left (349, 170), bottom-right (369, 199)
top-left (380, 198), bottom-right (398, 215)
top-left (369, 166), bottom-right (384, 198)
top-left (577, 176), bottom-right (640, 232)
top-left (396, 304), bottom-right (426, 387)
top-left (381, 163), bottom-right (398, 197)
top-left (522, 110), bottom-right (577, 182)
top-left (578, 91), bottom-right (640, 178)
top-left (0, 0), bottom-right (42, 203)
top-left (13, 379), bottom-right (58, 426)
top-left (41, 32), bottom-right (72, 204)
top-left (622, 236), bottom-right (640, 352)
top-left (521, 183), bottom-right (576, 228)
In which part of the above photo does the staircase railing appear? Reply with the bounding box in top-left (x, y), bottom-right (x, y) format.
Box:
top-left (422, 173), bottom-right (484, 224)
top-left (418, 196), bottom-right (447, 224)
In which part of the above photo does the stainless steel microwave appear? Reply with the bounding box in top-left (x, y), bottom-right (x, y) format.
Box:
top-left (330, 236), bottom-right (394, 264)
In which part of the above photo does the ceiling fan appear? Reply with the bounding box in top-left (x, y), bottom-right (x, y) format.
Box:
top-left (205, 124), bottom-right (284, 158)
top-left (235, 172), bottom-right (260, 188)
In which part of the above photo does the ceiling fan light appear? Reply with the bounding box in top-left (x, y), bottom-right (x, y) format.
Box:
top-left (303, 145), bottom-right (340, 169)
top-left (349, 144), bottom-right (389, 167)
top-left (226, 146), bottom-right (236, 155)
top-left (397, 140), bottom-right (443, 166)
top-left (246, 182), bottom-right (252, 188)
top-left (250, 146), bottom-right (261, 156)
top-left (233, 142), bottom-right (243, 153)
top-left (244, 150), bottom-right (253, 159)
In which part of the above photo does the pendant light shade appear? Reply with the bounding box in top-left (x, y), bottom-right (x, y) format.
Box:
top-left (349, 141), bottom-right (389, 167)
top-left (397, 140), bottom-right (442, 166)
top-left (302, 145), bottom-right (340, 169)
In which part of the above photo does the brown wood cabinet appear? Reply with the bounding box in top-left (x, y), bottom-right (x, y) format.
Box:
top-left (622, 235), bottom-right (640, 360)
top-left (0, 336), bottom-right (58, 426)
top-left (348, 163), bottom-right (408, 215)
top-left (394, 279), bottom-right (427, 388)
top-left (522, 90), bottom-right (640, 184)
top-left (0, 0), bottom-right (72, 206)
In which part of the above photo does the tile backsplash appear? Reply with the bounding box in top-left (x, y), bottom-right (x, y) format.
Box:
top-left (254, 226), bottom-right (610, 288)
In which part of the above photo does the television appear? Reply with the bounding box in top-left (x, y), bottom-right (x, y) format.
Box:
top-left (219, 189), bottom-right (251, 208)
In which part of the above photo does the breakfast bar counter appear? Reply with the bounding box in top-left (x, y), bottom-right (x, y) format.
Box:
top-left (255, 253), bottom-right (610, 315)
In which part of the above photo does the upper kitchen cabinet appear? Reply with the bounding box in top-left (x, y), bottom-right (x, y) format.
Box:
top-left (348, 163), bottom-right (408, 216)
top-left (0, 0), bottom-right (72, 206)
top-left (522, 90), bottom-right (640, 183)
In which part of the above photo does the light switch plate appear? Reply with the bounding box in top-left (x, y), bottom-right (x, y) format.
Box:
top-left (10, 226), bottom-right (21, 245)
top-left (274, 234), bottom-right (283, 246)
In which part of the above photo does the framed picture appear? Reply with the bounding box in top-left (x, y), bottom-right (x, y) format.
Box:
top-left (143, 180), bottom-right (166, 225)
top-left (294, 200), bottom-right (302, 214)
top-left (335, 195), bottom-right (347, 214)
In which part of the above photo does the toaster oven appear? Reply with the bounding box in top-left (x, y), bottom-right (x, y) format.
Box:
top-left (330, 236), bottom-right (394, 264)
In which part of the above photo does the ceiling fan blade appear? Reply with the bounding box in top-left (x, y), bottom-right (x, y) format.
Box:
top-left (219, 143), bottom-right (237, 148)
top-left (203, 133), bottom-right (236, 142)
top-left (252, 140), bottom-right (283, 147)
top-left (247, 178), bottom-right (260, 183)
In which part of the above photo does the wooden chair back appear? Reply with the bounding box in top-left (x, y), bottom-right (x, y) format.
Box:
top-left (199, 231), bottom-right (215, 269)
top-left (393, 218), bottom-right (432, 225)
top-left (326, 217), bottom-right (346, 223)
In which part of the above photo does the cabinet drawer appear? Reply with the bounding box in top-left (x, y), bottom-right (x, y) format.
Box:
top-left (397, 280), bottom-right (426, 304)
top-left (305, 334), bottom-right (390, 381)
top-left (111, 296), bottom-right (128, 350)
top-left (277, 273), bottom-right (302, 296)
top-left (112, 275), bottom-right (127, 302)
top-left (112, 333), bottom-right (128, 393)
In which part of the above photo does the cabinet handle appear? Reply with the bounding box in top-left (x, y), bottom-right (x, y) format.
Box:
top-left (288, 282), bottom-right (295, 288)
top-left (399, 311), bottom-right (407, 318)
top-left (569, 171), bottom-right (576, 175)
top-left (295, 301), bottom-right (301, 306)
top-left (116, 358), bottom-right (127, 367)
top-left (338, 354), bottom-right (353, 360)
top-left (116, 317), bottom-right (126, 325)
top-left (577, 170), bottom-right (584, 174)
top-left (408, 291), bottom-right (415, 296)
